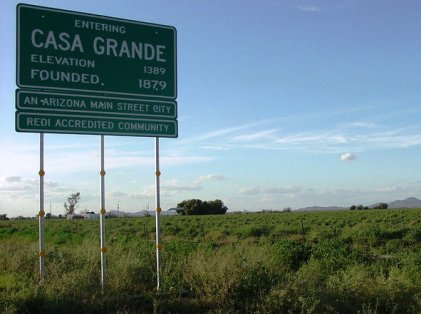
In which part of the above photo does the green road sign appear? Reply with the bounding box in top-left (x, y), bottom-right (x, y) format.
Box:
top-left (16, 111), bottom-right (178, 138)
top-left (17, 4), bottom-right (177, 99)
top-left (16, 90), bottom-right (177, 119)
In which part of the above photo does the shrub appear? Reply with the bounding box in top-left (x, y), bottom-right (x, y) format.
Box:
top-left (246, 225), bottom-right (271, 238)
top-left (311, 238), bottom-right (354, 271)
top-left (273, 239), bottom-right (312, 271)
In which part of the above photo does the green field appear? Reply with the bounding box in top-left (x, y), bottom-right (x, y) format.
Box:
top-left (1, 209), bottom-right (421, 313)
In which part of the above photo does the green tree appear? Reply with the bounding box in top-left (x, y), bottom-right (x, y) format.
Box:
top-left (176, 199), bottom-right (203, 215)
top-left (176, 199), bottom-right (228, 215)
top-left (372, 202), bottom-right (388, 209)
top-left (64, 192), bottom-right (80, 215)
top-left (206, 199), bottom-right (228, 214)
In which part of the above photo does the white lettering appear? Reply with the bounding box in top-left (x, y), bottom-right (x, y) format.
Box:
top-left (30, 29), bottom-right (84, 52)
top-left (74, 19), bottom-right (126, 34)
top-left (93, 36), bottom-right (166, 62)
top-left (90, 101), bottom-right (113, 110)
top-left (117, 122), bottom-right (169, 133)
top-left (30, 54), bottom-right (95, 68)
top-left (26, 117), bottom-right (50, 127)
top-left (153, 105), bottom-right (171, 113)
top-left (40, 97), bottom-right (86, 109)
top-left (30, 69), bottom-right (100, 84)
top-left (31, 29), bottom-right (44, 48)
top-left (55, 118), bottom-right (113, 130)
top-left (117, 102), bottom-right (149, 113)
top-left (156, 45), bottom-right (166, 62)
top-left (24, 96), bottom-right (38, 105)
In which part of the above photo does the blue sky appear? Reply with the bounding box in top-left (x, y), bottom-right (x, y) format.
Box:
top-left (2, 0), bottom-right (421, 217)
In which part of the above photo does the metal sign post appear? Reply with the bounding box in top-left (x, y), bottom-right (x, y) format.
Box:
top-left (16, 3), bottom-right (177, 292)
top-left (154, 137), bottom-right (161, 290)
top-left (38, 133), bottom-right (45, 284)
top-left (99, 135), bottom-right (107, 291)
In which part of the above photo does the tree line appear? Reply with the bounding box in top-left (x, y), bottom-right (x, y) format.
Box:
top-left (349, 203), bottom-right (388, 210)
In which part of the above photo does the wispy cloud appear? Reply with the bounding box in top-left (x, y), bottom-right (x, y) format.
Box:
top-left (339, 121), bottom-right (378, 129)
top-left (292, 1), bottom-right (355, 14)
top-left (197, 125), bottom-right (254, 141)
top-left (195, 118), bottom-right (283, 141)
top-left (195, 174), bottom-right (226, 183)
top-left (200, 145), bottom-right (228, 151)
top-left (239, 185), bottom-right (302, 198)
top-left (298, 5), bottom-right (322, 12)
top-left (162, 155), bottom-right (214, 165)
top-left (238, 186), bottom-right (260, 195)
top-left (186, 111), bottom-right (421, 155)
top-left (230, 129), bottom-right (278, 143)
top-left (276, 133), bottom-right (348, 145)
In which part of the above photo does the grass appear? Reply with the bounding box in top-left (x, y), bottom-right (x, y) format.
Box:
top-left (1, 209), bottom-right (421, 313)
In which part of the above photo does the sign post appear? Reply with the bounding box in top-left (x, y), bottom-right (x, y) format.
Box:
top-left (16, 3), bottom-right (177, 291)
top-left (99, 135), bottom-right (106, 292)
top-left (155, 137), bottom-right (161, 289)
top-left (38, 133), bottom-right (45, 284)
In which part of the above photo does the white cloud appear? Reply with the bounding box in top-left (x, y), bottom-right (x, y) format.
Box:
top-left (188, 114), bottom-right (421, 155)
top-left (239, 185), bottom-right (303, 200)
top-left (197, 125), bottom-right (254, 141)
top-left (138, 179), bottom-right (204, 198)
top-left (263, 186), bottom-right (302, 195)
top-left (341, 153), bottom-right (356, 161)
top-left (0, 176), bottom-right (37, 196)
top-left (298, 5), bottom-right (322, 12)
top-left (0, 176), bottom-right (65, 204)
top-left (276, 133), bottom-right (348, 145)
top-left (340, 121), bottom-right (377, 129)
top-left (200, 145), bottom-right (228, 151)
top-left (4, 176), bottom-right (22, 183)
top-left (195, 174), bottom-right (226, 183)
top-left (108, 191), bottom-right (128, 198)
top-left (239, 186), bottom-right (260, 195)
top-left (194, 118), bottom-right (282, 142)
top-left (230, 129), bottom-right (278, 143)
top-left (162, 155), bottom-right (214, 165)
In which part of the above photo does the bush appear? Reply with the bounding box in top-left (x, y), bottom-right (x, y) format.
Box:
top-left (311, 238), bottom-right (356, 271)
top-left (246, 225), bottom-right (271, 238)
top-left (273, 239), bottom-right (312, 271)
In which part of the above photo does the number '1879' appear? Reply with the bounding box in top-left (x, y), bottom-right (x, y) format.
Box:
top-left (138, 79), bottom-right (167, 90)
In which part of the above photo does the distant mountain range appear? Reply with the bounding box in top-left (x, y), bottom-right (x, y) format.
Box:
top-left (296, 197), bottom-right (421, 211)
top-left (388, 197), bottom-right (421, 209)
